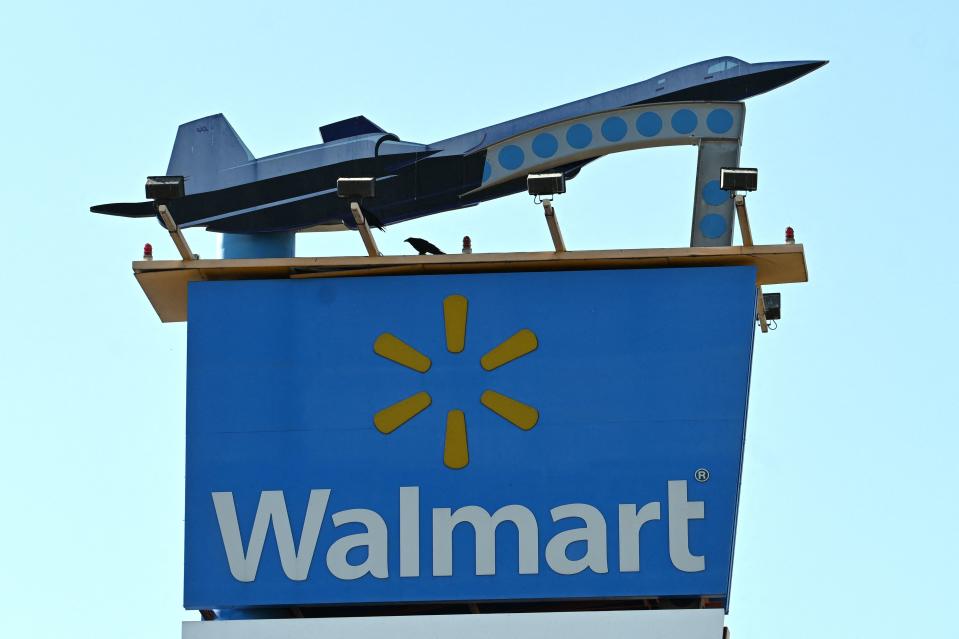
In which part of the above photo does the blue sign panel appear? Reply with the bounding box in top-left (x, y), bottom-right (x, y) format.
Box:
top-left (184, 267), bottom-right (757, 609)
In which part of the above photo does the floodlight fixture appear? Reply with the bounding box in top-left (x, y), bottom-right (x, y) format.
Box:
top-left (525, 173), bottom-right (567, 252)
top-left (337, 177), bottom-right (375, 200)
top-left (527, 173), bottom-right (566, 202)
top-left (145, 176), bottom-right (185, 201)
top-left (762, 292), bottom-right (781, 321)
top-left (720, 167), bottom-right (758, 192)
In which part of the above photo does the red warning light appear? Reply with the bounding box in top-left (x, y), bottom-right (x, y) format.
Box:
top-left (785, 227), bottom-right (795, 244)
top-left (143, 242), bottom-right (154, 260)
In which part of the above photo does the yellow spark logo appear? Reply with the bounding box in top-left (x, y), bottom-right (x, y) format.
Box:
top-left (373, 295), bottom-right (539, 469)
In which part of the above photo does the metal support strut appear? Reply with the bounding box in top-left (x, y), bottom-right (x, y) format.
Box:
top-left (542, 201), bottom-right (567, 252)
top-left (349, 202), bottom-right (381, 257)
top-left (734, 195), bottom-right (768, 333)
top-left (157, 204), bottom-right (196, 261)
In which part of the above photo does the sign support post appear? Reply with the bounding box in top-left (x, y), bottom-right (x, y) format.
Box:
top-left (734, 194), bottom-right (769, 333)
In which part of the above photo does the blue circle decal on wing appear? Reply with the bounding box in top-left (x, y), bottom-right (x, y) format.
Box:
top-left (532, 133), bottom-right (559, 158)
top-left (671, 109), bottom-right (698, 134)
top-left (699, 214), bottom-right (727, 239)
top-left (601, 117), bottom-right (628, 142)
top-left (702, 180), bottom-right (727, 206)
top-left (482, 160), bottom-right (492, 182)
top-left (566, 123), bottom-right (593, 149)
top-left (707, 108), bottom-right (734, 134)
top-left (636, 112), bottom-right (663, 137)
top-left (498, 145), bottom-right (525, 171)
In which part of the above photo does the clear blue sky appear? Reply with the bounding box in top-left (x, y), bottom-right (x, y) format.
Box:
top-left (2, 1), bottom-right (956, 636)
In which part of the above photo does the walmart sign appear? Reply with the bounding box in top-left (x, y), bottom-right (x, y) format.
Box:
top-left (185, 267), bottom-right (757, 609)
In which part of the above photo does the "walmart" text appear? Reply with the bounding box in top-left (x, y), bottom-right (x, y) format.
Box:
top-left (211, 481), bottom-right (705, 582)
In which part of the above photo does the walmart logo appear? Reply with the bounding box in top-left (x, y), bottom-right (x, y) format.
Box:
top-left (373, 295), bottom-right (538, 469)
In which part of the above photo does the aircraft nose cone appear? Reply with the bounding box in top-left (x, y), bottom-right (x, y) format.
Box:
top-left (784, 60), bottom-right (829, 79)
top-left (736, 59), bottom-right (828, 99)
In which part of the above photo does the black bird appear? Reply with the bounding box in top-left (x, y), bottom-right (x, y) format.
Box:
top-left (404, 237), bottom-right (444, 255)
top-left (364, 210), bottom-right (385, 232)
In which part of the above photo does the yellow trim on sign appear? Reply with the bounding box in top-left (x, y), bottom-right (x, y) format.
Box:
top-left (374, 333), bottom-right (432, 373)
top-left (444, 410), bottom-right (469, 469)
top-left (443, 295), bottom-right (468, 353)
top-left (374, 391), bottom-right (432, 434)
top-left (480, 390), bottom-right (539, 430)
top-left (134, 245), bottom-right (809, 323)
top-left (481, 329), bottom-right (538, 371)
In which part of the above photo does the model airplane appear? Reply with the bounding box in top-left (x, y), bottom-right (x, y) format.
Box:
top-left (91, 56), bottom-right (825, 234)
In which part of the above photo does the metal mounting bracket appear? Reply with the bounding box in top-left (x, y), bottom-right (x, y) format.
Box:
top-left (157, 204), bottom-right (196, 261)
top-left (542, 201), bottom-right (567, 252)
top-left (349, 202), bottom-right (381, 257)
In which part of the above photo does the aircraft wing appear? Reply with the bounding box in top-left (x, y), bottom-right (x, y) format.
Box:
top-left (90, 202), bottom-right (155, 218)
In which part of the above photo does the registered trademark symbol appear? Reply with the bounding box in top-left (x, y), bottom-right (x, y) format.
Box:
top-left (694, 468), bottom-right (710, 483)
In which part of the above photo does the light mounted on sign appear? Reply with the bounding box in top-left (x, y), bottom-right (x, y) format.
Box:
top-left (145, 175), bottom-right (185, 201)
top-left (762, 292), bottom-right (781, 321)
top-left (719, 167), bottom-right (758, 193)
top-left (336, 177), bottom-right (376, 200)
top-left (527, 173), bottom-right (567, 252)
top-left (527, 173), bottom-right (566, 203)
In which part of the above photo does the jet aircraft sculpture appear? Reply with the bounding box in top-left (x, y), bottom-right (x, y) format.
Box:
top-left (91, 57), bottom-right (825, 234)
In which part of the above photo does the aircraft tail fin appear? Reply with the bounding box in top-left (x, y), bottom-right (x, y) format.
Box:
top-left (319, 116), bottom-right (385, 142)
top-left (166, 114), bottom-right (255, 194)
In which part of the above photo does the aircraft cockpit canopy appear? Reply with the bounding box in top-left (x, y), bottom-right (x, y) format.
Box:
top-left (705, 58), bottom-right (742, 76)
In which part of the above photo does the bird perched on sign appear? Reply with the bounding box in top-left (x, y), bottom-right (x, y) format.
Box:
top-left (404, 237), bottom-right (445, 255)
